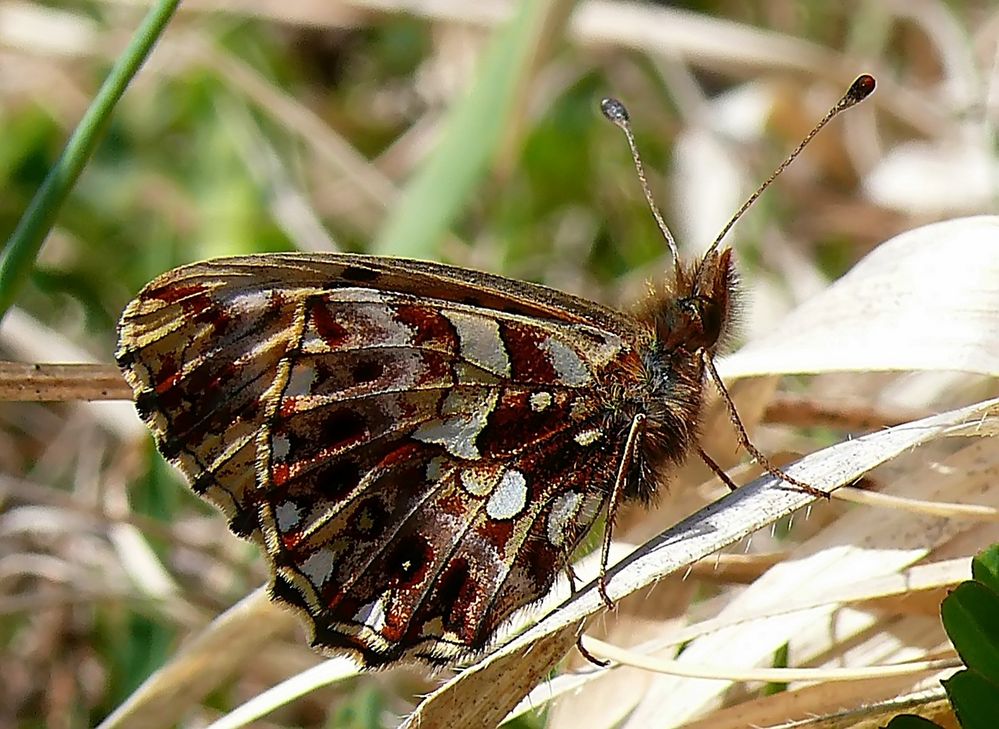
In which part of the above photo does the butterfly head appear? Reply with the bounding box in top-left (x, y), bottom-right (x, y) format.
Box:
top-left (653, 246), bottom-right (737, 356)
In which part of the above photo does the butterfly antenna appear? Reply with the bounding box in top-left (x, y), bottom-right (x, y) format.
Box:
top-left (601, 97), bottom-right (683, 283)
top-left (700, 74), bottom-right (876, 268)
top-left (698, 75), bottom-right (875, 499)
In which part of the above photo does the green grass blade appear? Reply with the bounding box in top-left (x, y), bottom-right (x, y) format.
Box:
top-left (0, 0), bottom-right (182, 320)
top-left (372, 0), bottom-right (579, 258)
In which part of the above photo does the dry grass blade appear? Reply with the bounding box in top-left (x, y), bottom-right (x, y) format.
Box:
top-left (720, 216), bottom-right (999, 378)
top-left (679, 687), bottom-right (954, 729)
top-left (200, 658), bottom-right (360, 729)
top-left (402, 626), bottom-right (581, 729)
top-left (0, 362), bottom-right (130, 401)
top-left (835, 486), bottom-right (999, 521)
top-left (405, 397), bottom-right (998, 726)
top-left (96, 588), bottom-right (300, 729)
top-left (581, 636), bottom-right (959, 682)
top-left (619, 441), bottom-right (999, 726)
top-left (503, 556), bottom-right (973, 723)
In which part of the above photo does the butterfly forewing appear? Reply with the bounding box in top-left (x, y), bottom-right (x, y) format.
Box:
top-left (116, 253), bottom-right (647, 665)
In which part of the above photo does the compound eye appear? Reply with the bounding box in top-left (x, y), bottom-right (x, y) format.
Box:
top-left (698, 298), bottom-right (723, 349)
top-left (658, 296), bottom-right (722, 353)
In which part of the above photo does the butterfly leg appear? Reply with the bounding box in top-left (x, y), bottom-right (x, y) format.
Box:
top-left (702, 354), bottom-right (829, 500)
top-left (575, 627), bottom-right (611, 669)
top-left (597, 413), bottom-right (646, 610)
top-left (563, 555), bottom-right (581, 593)
top-left (561, 548), bottom-right (610, 667)
top-left (697, 447), bottom-right (740, 492)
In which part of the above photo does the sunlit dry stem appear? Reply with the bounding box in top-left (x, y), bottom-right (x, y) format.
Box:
top-left (600, 98), bottom-right (683, 284)
top-left (598, 411), bottom-right (646, 609)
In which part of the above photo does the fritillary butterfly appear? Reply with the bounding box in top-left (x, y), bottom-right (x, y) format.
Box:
top-left (115, 76), bottom-right (875, 667)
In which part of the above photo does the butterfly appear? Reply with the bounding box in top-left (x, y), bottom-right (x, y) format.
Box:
top-left (115, 75), bottom-right (875, 668)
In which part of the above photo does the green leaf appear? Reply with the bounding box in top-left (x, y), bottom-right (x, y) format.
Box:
top-left (941, 582), bottom-right (999, 680)
top-left (762, 642), bottom-right (789, 695)
top-left (942, 669), bottom-right (999, 729)
top-left (971, 543), bottom-right (999, 597)
top-left (885, 715), bottom-right (945, 729)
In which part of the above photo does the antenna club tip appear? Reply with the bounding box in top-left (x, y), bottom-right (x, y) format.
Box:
top-left (845, 74), bottom-right (876, 105)
top-left (600, 97), bottom-right (629, 125)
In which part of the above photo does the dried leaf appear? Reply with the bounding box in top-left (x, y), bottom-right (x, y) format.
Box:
top-left (719, 216), bottom-right (999, 378)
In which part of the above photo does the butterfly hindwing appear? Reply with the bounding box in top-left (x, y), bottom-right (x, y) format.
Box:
top-left (264, 427), bottom-right (622, 665)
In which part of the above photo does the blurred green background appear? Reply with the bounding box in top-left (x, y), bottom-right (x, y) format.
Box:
top-left (1, 1), bottom-right (995, 727)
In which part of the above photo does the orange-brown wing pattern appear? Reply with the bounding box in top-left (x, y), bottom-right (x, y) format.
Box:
top-left (116, 254), bottom-right (646, 665)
